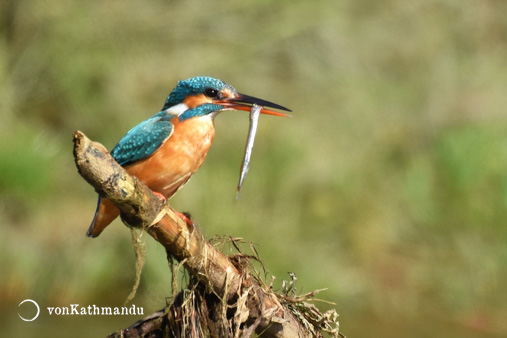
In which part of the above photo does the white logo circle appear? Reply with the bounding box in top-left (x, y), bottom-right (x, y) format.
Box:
top-left (18, 299), bottom-right (40, 321)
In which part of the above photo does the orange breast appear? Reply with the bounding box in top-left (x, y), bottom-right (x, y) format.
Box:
top-left (125, 115), bottom-right (215, 198)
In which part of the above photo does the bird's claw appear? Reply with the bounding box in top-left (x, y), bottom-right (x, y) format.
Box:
top-left (153, 191), bottom-right (167, 203)
top-left (175, 211), bottom-right (194, 232)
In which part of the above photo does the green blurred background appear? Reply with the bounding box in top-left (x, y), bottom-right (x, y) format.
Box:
top-left (1, 0), bottom-right (507, 337)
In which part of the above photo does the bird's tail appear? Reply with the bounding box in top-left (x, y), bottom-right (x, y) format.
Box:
top-left (86, 196), bottom-right (120, 238)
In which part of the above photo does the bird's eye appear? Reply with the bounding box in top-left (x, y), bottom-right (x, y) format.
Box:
top-left (204, 88), bottom-right (220, 98)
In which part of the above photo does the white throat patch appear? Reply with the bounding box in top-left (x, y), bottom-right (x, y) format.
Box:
top-left (164, 103), bottom-right (189, 116)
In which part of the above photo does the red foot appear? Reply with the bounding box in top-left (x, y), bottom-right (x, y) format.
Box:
top-left (153, 191), bottom-right (166, 203)
top-left (152, 191), bottom-right (193, 230)
top-left (175, 211), bottom-right (194, 231)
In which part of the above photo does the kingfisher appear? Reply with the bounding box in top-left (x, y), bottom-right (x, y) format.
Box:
top-left (87, 76), bottom-right (291, 238)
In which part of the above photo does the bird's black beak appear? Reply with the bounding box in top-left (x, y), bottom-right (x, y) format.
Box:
top-left (217, 93), bottom-right (292, 117)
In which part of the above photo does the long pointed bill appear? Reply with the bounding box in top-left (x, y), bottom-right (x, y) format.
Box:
top-left (217, 93), bottom-right (292, 117)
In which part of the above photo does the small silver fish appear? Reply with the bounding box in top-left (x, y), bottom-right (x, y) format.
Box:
top-left (237, 104), bottom-right (262, 199)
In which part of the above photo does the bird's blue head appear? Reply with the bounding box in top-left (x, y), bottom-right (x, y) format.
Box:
top-left (161, 76), bottom-right (291, 120)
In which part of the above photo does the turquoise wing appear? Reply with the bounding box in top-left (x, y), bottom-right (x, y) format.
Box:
top-left (111, 112), bottom-right (173, 166)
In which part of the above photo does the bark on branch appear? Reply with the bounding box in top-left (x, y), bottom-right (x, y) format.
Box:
top-left (73, 130), bottom-right (329, 337)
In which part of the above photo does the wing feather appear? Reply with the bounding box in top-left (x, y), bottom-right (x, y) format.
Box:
top-left (111, 112), bottom-right (174, 166)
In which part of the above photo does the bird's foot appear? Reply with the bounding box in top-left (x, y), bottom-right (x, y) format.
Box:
top-left (176, 211), bottom-right (193, 252)
top-left (175, 211), bottom-right (194, 232)
top-left (152, 191), bottom-right (167, 203)
top-left (152, 191), bottom-right (193, 231)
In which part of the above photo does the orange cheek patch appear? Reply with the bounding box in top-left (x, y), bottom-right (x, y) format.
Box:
top-left (184, 94), bottom-right (211, 109)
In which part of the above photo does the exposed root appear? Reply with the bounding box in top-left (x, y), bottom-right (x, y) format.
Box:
top-left (124, 228), bottom-right (146, 306)
top-left (162, 238), bottom-right (343, 337)
top-left (278, 272), bottom-right (344, 338)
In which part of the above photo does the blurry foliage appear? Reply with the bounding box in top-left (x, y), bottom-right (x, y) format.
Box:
top-left (1, 0), bottom-right (507, 336)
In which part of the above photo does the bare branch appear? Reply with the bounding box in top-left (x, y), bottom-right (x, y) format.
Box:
top-left (73, 130), bottom-right (319, 337)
